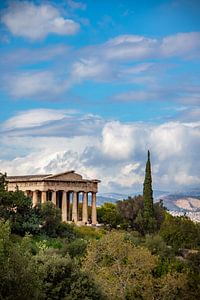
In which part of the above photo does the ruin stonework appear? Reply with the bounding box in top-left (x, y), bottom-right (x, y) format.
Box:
top-left (7, 171), bottom-right (100, 225)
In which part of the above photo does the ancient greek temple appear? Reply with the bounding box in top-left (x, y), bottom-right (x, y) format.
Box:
top-left (7, 171), bottom-right (100, 225)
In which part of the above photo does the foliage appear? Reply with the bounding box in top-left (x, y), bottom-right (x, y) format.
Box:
top-left (36, 201), bottom-right (61, 237)
top-left (117, 195), bottom-right (143, 228)
top-left (83, 231), bottom-right (188, 300)
top-left (83, 231), bottom-right (157, 299)
top-left (0, 188), bottom-right (40, 235)
top-left (144, 234), bottom-right (173, 258)
top-left (97, 202), bottom-right (122, 228)
top-left (143, 151), bottom-right (154, 216)
top-left (74, 225), bottom-right (105, 240)
top-left (159, 214), bottom-right (200, 250)
top-left (0, 172), bottom-right (7, 191)
top-left (63, 238), bottom-right (88, 258)
top-left (185, 251), bottom-right (200, 299)
top-left (0, 220), bottom-right (41, 300)
top-left (35, 251), bottom-right (105, 300)
top-left (142, 150), bottom-right (157, 233)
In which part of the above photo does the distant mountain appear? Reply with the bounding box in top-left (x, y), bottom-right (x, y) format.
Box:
top-left (97, 189), bottom-right (200, 213)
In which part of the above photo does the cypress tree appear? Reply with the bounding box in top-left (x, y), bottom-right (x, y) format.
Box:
top-left (143, 150), bottom-right (154, 217)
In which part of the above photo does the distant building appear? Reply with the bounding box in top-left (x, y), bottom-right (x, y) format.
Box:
top-left (7, 171), bottom-right (100, 225)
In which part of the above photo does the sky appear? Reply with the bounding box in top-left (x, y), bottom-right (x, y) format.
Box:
top-left (0, 0), bottom-right (200, 194)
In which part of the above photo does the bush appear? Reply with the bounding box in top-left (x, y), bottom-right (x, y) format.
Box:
top-left (159, 214), bottom-right (200, 251)
top-left (62, 238), bottom-right (88, 258)
top-left (74, 225), bottom-right (105, 240)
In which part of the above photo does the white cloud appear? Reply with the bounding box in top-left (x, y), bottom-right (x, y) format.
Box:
top-left (102, 121), bottom-right (135, 160)
top-left (2, 1), bottom-right (80, 40)
top-left (0, 111), bottom-right (200, 192)
top-left (7, 71), bottom-right (68, 98)
top-left (0, 45), bottom-right (69, 67)
top-left (71, 58), bottom-right (112, 81)
top-left (161, 32), bottom-right (200, 58)
top-left (3, 109), bottom-right (72, 130)
top-left (77, 32), bottom-right (200, 69)
top-left (103, 35), bottom-right (159, 61)
top-left (1, 109), bottom-right (104, 138)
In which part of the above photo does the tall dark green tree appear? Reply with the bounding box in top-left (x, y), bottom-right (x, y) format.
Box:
top-left (140, 150), bottom-right (156, 233)
top-left (143, 150), bottom-right (154, 217)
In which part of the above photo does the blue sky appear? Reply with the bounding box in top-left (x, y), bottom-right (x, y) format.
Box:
top-left (0, 0), bottom-right (200, 193)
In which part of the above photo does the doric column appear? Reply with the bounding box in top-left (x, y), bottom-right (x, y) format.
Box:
top-left (24, 190), bottom-right (28, 196)
top-left (62, 191), bottom-right (67, 222)
top-left (32, 191), bottom-right (38, 207)
top-left (92, 192), bottom-right (97, 225)
top-left (41, 191), bottom-right (47, 204)
top-left (72, 191), bottom-right (78, 223)
top-left (82, 192), bottom-right (88, 224)
top-left (52, 191), bottom-right (57, 206)
top-left (67, 192), bottom-right (71, 221)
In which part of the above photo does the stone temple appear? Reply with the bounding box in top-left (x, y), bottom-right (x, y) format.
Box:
top-left (7, 171), bottom-right (100, 225)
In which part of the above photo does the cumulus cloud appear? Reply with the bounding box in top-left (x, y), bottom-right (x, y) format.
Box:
top-left (102, 122), bottom-right (136, 160)
top-left (1, 110), bottom-right (199, 192)
top-left (2, 1), bottom-right (80, 40)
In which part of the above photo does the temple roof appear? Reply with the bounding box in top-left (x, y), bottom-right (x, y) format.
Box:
top-left (7, 171), bottom-right (100, 183)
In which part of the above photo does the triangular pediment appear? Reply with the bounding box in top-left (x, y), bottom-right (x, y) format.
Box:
top-left (44, 171), bottom-right (83, 181)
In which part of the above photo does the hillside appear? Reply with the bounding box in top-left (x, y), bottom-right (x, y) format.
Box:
top-left (97, 189), bottom-right (200, 222)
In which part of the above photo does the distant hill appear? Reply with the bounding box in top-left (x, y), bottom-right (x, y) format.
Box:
top-left (97, 189), bottom-right (200, 213)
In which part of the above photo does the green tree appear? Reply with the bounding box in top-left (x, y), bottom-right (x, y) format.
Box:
top-left (36, 202), bottom-right (61, 237)
top-left (117, 195), bottom-right (143, 229)
top-left (143, 150), bottom-right (154, 217)
top-left (83, 231), bottom-right (187, 300)
top-left (0, 188), bottom-right (40, 235)
top-left (137, 150), bottom-right (157, 234)
top-left (0, 220), bottom-right (41, 300)
top-left (97, 202), bottom-right (122, 228)
top-left (35, 251), bottom-right (105, 300)
top-left (83, 231), bottom-right (157, 300)
top-left (159, 214), bottom-right (200, 251)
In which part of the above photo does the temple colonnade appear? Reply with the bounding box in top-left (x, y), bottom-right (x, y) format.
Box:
top-left (7, 171), bottom-right (100, 225)
top-left (25, 189), bottom-right (97, 224)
